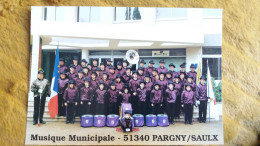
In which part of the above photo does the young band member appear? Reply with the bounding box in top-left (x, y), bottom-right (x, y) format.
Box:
top-left (181, 83), bottom-right (196, 125)
top-left (173, 75), bottom-right (183, 119)
top-left (58, 71), bottom-right (69, 116)
top-left (95, 81), bottom-right (108, 115)
top-left (80, 78), bottom-right (94, 115)
top-left (119, 85), bottom-right (131, 104)
top-left (63, 80), bottom-right (79, 124)
top-left (136, 80), bottom-right (148, 115)
top-left (66, 64), bottom-right (77, 80)
top-left (165, 81), bottom-right (177, 124)
top-left (157, 59), bottom-right (168, 74)
top-left (196, 76), bottom-right (208, 123)
top-left (150, 82), bottom-right (163, 115)
top-left (108, 82), bottom-right (119, 115)
top-left (188, 64), bottom-right (197, 83)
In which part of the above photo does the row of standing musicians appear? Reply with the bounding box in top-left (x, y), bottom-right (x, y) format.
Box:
top-left (31, 57), bottom-right (209, 126)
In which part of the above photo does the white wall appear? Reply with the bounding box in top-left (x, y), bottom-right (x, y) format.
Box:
top-left (186, 47), bottom-right (202, 71)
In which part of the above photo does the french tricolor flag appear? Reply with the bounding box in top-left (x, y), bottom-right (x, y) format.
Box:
top-left (48, 44), bottom-right (60, 118)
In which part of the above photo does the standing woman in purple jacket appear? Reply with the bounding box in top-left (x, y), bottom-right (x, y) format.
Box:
top-left (63, 80), bottom-right (79, 124)
top-left (150, 82), bottom-right (163, 115)
top-left (136, 80), bottom-right (148, 116)
top-left (58, 71), bottom-right (69, 116)
top-left (196, 76), bottom-right (208, 123)
top-left (95, 81), bottom-right (108, 115)
top-left (181, 83), bottom-right (196, 125)
top-left (165, 81), bottom-right (177, 124)
top-left (173, 75), bottom-right (183, 119)
top-left (108, 82), bottom-right (120, 115)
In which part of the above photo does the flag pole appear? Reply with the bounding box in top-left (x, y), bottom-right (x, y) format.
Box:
top-left (207, 59), bottom-right (210, 123)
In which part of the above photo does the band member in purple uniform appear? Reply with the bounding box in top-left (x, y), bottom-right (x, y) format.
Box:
top-left (87, 63), bottom-right (92, 75)
top-left (181, 83), bottom-right (196, 125)
top-left (83, 66), bottom-right (91, 78)
top-left (63, 80), bottom-right (79, 124)
top-left (59, 58), bottom-right (68, 73)
top-left (108, 82), bottom-right (119, 115)
top-left (119, 85), bottom-right (131, 104)
top-left (122, 59), bottom-right (128, 70)
top-left (92, 58), bottom-right (99, 71)
top-left (178, 63), bottom-right (187, 76)
top-left (157, 72), bottom-right (168, 113)
top-left (166, 71), bottom-right (173, 82)
top-left (169, 63), bottom-right (177, 78)
top-left (157, 59), bottom-right (168, 74)
top-left (90, 71), bottom-right (98, 90)
top-left (187, 64), bottom-right (197, 83)
top-left (66, 64), bottom-right (77, 80)
top-left (99, 62), bottom-right (106, 77)
top-left (115, 74), bottom-right (124, 91)
top-left (196, 76), bottom-right (208, 123)
top-left (95, 67), bottom-right (102, 82)
top-left (105, 58), bottom-right (113, 73)
top-left (173, 75), bottom-right (183, 119)
top-left (150, 82), bottom-right (163, 115)
top-left (184, 75), bottom-right (196, 92)
top-left (137, 67), bottom-right (145, 81)
top-left (179, 71), bottom-right (187, 87)
top-left (151, 68), bottom-right (159, 82)
top-left (144, 74), bottom-right (153, 114)
top-left (115, 61), bottom-right (125, 76)
top-left (58, 71), bottom-right (69, 116)
top-left (139, 59), bottom-right (147, 74)
top-left (145, 60), bottom-right (155, 76)
top-left (100, 72), bottom-right (111, 90)
top-left (122, 66), bottom-right (132, 84)
top-left (129, 70), bottom-right (140, 114)
top-left (80, 59), bottom-right (88, 69)
top-left (165, 81), bottom-right (177, 124)
top-left (136, 80), bottom-right (148, 115)
top-left (80, 78), bottom-right (94, 115)
top-left (74, 69), bottom-right (85, 90)
top-left (72, 56), bottom-right (81, 73)
top-left (108, 65), bottom-right (117, 81)
top-left (95, 81), bottom-right (108, 115)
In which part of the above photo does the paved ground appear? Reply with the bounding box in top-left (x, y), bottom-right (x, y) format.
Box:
top-left (25, 117), bottom-right (223, 145)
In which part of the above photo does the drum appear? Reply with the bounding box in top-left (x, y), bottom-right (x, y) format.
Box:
top-left (133, 114), bottom-right (144, 127)
top-left (157, 114), bottom-right (169, 127)
top-left (120, 103), bottom-right (132, 119)
top-left (107, 114), bottom-right (119, 127)
top-left (145, 114), bottom-right (157, 127)
top-left (94, 115), bottom-right (106, 127)
top-left (81, 114), bottom-right (93, 127)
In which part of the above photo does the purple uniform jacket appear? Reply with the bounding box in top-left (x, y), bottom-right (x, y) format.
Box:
top-left (115, 81), bottom-right (124, 91)
top-left (96, 75), bottom-right (102, 82)
top-left (99, 69), bottom-right (106, 77)
top-left (108, 89), bottom-right (119, 103)
top-left (170, 70), bottom-right (178, 78)
top-left (174, 82), bottom-right (183, 96)
top-left (177, 70), bottom-right (188, 76)
top-left (122, 74), bottom-right (132, 84)
top-left (92, 65), bottom-right (98, 71)
top-left (129, 78), bottom-right (140, 93)
top-left (196, 83), bottom-right (207, 101)
top-left (83, 73), bottom-right (91, 79)
top-left (108, 72), bottom-right (117, 81)
top-left (120, 92), bottom-right (131, 103)
top-left (166, 77), bottom-right (172, 83)
top-left (137, 74), bottom-right (145, 81)
top-left (181, 90), bottom-right (196, 105)
top-left (165, 89), bottom-right (177, 103)
top-left (80, 87), bottom-right (94, 101)
top-left (74, 77), bottom-right (84, 90)
top-left (75, 65), bottom-right (81, 73)
top-left (179, 79), bottom-right (186, 88)
top-left (58, 78), bottom-right (69, 94)
top-left (66, 71), bottom-right (77, 80)
top-left (145, 81), bottom-right (153, 92)
top-left (63, 87), bottom-right (79, 103)
top-left (95, 89), bottom-right (107, 104)
top-left (187, 71), bottom-right (197, 83)
top-left (145, 66), bottom-right (155, 75)
top-left (150, 89), bottom-right (163, 104)
top-left (157, 67), bottom-right (168, 74)
top-left (90, 79), bottom-right (98, 90)
top-left (157, 79), bottom-right (168, 91)
top-left (60, 65), bottom-right (68, 73)
top-left (136, 88), bottom-right (147, 102)
top-left (115, 68), bottom-right (125, 76)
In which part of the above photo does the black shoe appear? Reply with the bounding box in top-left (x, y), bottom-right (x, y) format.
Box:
top-left (185, 122), bottom-right (188, 125)
top-left (40, 120), bottom-right (46, 124)
top-left (190, 122), bottom-right (193, 125)
top-left (66, 121), bottom-right (70, 124)
top-left (199, 119), bottom-right (202, 123)
top-left (203, 120), bottom-right (206, 123)
top-left (33, 121), bottom-right (37, 125)
top-left (71, 121), bottom-right (74, 124)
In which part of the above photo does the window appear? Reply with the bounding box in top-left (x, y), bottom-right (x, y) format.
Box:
top-left (202, 58), bottom-right (222, 80)
top-left (89, 50), bottom-right (112, 55)
top-left (77, 7), bottom-right (101, 23)
top-left (203, 48), bottom-right (222, 55)
top-left (156, 8), bottom-right (187, 20)
top-left (203, 9), bottom-right (222, 18)
top-left (115, 7), bottom-right (142, 21)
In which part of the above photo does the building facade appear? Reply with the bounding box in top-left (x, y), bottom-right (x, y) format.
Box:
top-left (29, 6), bottom-right (222, 100)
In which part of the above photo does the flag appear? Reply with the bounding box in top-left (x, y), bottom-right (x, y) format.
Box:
top-left (196, 56), bottom-right (202, 85)
top-left (207, 60), bottom-right (219, 121)
top-left (48, 45), bottom-right (60, 118)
